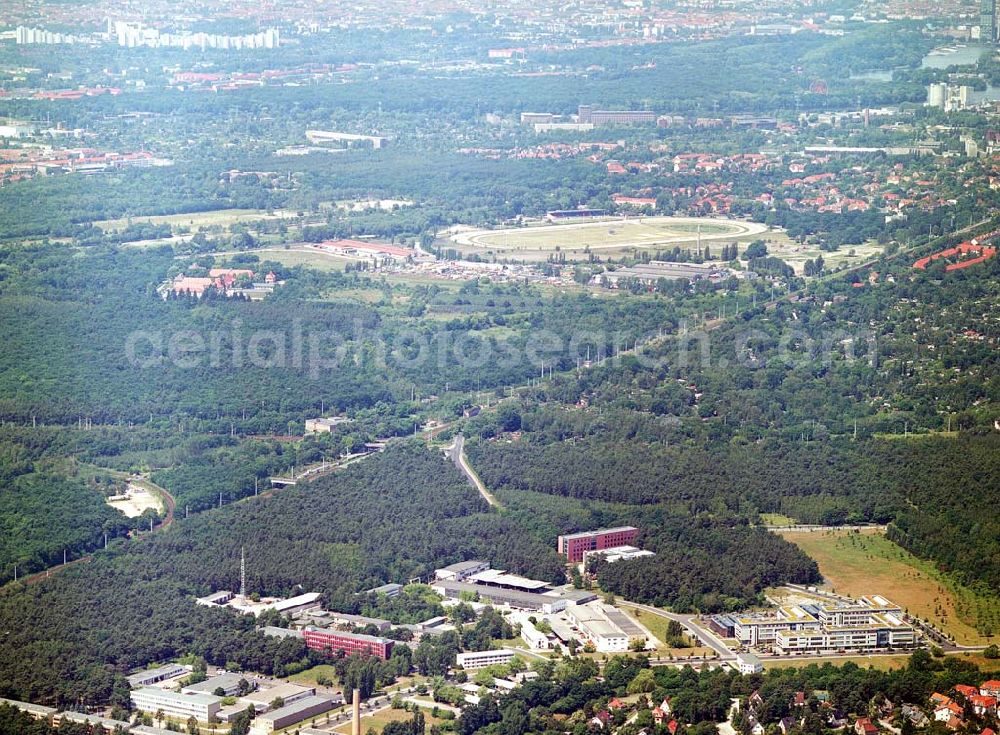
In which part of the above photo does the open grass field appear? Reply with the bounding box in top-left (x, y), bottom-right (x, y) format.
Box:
top-left (764, 654), bottom-right (912, 671)
top-left (94, 208), bottom-right (298, 232)
top-left (768, 237), bottom-right (887, 275)
top-left (760, 513), bottom-right (798, 527)
top-left (331, 705), bottom-right (447, 735)
top-left (251, 247), bottom-right (352, 272)
top-left (448, 216), bottom-right (769, 262)
top-left (618, 604), bottom-right (715, 657)
top-left (287, 663), bottom-right (339, 687)
top-left (778, 528), bottom-right (1000, 646)
top-left (765, 651), bottom-right (1000, 672)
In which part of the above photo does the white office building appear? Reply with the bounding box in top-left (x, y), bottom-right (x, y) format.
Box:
top-left (456, 649), bottom-right (517, 670)
top-left (131, 688), bottom-right (222, 721)
top-left (736, 652), bottom-right (763, 674)
top-left (508, 612), bottom-right (552, 650)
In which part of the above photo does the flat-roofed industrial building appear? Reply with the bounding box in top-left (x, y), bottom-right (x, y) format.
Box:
top-left (250, 695), bottom-right (338, 734)
top-left (240, 682), bottom-right (317, 713)
top-left (181, 672), bottom-right (245, 697)
top-left (435, 560), bottom-right (491, 582)
top-left (0, 697), bottom-right (57, 721)
top-left (127, 663), bottom-right (188, 688)
top-left (60, 712), bottom-right (131, 730)
top-left (566, 602), bottom-right (648, 652)
top-left (431, 579), bottom-right (567, 613)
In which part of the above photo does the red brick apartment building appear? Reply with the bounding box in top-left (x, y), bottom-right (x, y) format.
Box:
top-left (302, 627), bottom-right (394, 659)
top-left (557, 527), bottom-right (639, 563)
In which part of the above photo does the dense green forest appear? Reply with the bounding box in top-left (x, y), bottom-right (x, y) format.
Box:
top-left (0, 444), bottom-right (563, 706)
top-left (0, 14), bottom-right (997, 726)
top-left (594, 520), bottom-right (820, 612)
top-left (461, 240), bottom-right (1000, 598)
top-left (0, 430), bottom-right (149, 578)
top-left (0, 242), bottom-right (717, 424)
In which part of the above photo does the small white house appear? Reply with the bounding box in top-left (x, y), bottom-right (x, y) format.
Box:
top-left (737, 652), bottom-right (763, 675)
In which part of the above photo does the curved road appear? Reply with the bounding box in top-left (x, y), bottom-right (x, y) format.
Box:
top-left (444, 434), bottom-right (502, 509)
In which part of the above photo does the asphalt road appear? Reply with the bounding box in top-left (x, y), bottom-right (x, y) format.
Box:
top-left (445, 434), bottom-right (501, 508)
top-left (618, 601), bottom-right (735, 660)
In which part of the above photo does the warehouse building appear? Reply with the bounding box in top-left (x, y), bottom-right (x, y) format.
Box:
top-left (240, 683), bottom-right (317, 713)
top-left (577, 105), bottom-right (657, 125)
top-left (325, 612), bottom-right (392, 632)
top-left (435, 560), bottom-right (491, 581)
top-left (466, 568), bottom-right (551, 593)
top-left (708, 614), bottom-right (737, 638)
top-left (431, 579), bottom-right (567, 613)
top-left (566, 602), bottom-right (648, 652)
top-left (250, 695), bottom-right (337, 734)
top-left (181, 672), bottom-right (246, 697)
top-left (542, 587), bottom-right (600, 606)
top-left (363, 582), bottom-right (403, 598)
top-left (59, 712), bottom-right (130, 730)
top-left (261, 625), bottom-right (304, 639)
top-left (127, 663), bottom-right (188, 688)
top-left (130, 688), bottom-right (222, 722)
top-left (582, 546), bottom-right (655, 570)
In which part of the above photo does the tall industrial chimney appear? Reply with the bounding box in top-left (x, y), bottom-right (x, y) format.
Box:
top-left (352, 688), bottom-right (361, 735)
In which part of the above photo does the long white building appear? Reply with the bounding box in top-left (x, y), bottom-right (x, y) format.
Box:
top-left (456, 649), bottom-right (517, 670)
top-left (130, 688), bottom-right (222, 721)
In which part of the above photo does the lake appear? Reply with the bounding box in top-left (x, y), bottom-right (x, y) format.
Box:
top-left (921, 44), bottom-right (990, 69)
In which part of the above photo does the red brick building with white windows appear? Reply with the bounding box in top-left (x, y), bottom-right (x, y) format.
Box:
top-left (302, 627), bottom-right (394, 659)
top-left (557, 527), bottom-right (639, 563)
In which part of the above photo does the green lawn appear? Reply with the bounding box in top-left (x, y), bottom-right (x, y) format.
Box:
top-left (287, 663), bottom-right (339, 687)
top-left (760, 513), bottom-right (797, 526)
top-left (618, 603), bottom-right (714, 657)
top-left (331, 705), bottom-right (447, 735)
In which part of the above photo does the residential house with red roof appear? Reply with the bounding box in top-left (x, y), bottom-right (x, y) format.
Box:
top-left (970, 695), bottom-right (997, 717)
top-left (981, 681), bottom-right (1000, 698)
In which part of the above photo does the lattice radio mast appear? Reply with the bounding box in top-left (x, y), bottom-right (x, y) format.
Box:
top-left (240, 546), bottom-right (247, 600)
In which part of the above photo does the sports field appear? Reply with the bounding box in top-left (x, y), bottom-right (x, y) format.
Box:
top-left (778, 528), bottom-right (1000, 646)
top-left (449, 216), bottom-right (769, 262)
